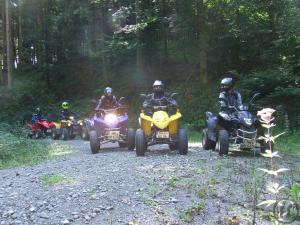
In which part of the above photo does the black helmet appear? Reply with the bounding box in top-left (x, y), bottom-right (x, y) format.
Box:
top-left (221, 77), bottom-right (234, 92)
top-left (153, 80), bottom-right (164, 94)
top-left (104, 87), bottom-right (113, 97)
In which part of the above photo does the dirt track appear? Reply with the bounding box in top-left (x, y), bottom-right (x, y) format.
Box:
top-left (1, 139), bottom-right (300, 225)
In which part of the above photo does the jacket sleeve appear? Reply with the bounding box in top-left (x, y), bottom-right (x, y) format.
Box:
top-left (95, 96), bottom-right (104, 110)
top-left (219, 92), bottom-right (228, 111)
top-left (236, 91), bottom-right (243, 107)
top-left (143, 95), bottom-right (152, 108)
top-left (113, 96), bottom-right (121, 108)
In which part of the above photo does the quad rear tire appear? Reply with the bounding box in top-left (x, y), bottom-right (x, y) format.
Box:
top-left (118, 141), bottom-right (127, 148)
top-left (61, 128), bottom-right (69, 141)
top-left (217, 129), bottom-right (229, 156)
top-left (69, 128), bottom-right (76, 139)
top-left (89, 130), bottom-right (100, 154)
top-left (127, 128), bottom-right (135, 151)
top-left (135, 129), bottom-right (146, 156)
top-left (178, 128), bottom-right (188, 155)
top-left (34, 129), bottom-right (42, 139)
top-left (81, 126), bottom-right (89, 140)
top-left (169, 143), bottom-right (178, 150)
top-left (202, 128), bottom-right (216, 150)
top-left (51, 127), bottom-right (59, 140)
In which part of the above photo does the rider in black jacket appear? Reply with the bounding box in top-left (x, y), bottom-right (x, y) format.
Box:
top-left (219, 77), bottom-right (242, 113)
top-left (95, 87), bottom-right (120, 111)
top-left (143, 80), bottom-right (177, 115)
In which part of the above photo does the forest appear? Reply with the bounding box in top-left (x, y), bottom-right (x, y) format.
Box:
top-left (0, 0), bottom-right (299, 128)
top-left (0, 1), bottom-right (300, 224)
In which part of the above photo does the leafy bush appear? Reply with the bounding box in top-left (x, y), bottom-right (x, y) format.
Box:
top-left (0, 123), bottom-right (72, 169)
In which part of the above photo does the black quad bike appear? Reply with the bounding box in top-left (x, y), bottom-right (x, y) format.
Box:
top-left (202, 93), bottom-right (266, 156)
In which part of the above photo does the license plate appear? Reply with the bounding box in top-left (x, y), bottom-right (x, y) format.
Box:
top-left (107, 131), bottom-right (120, 140)
top-left (156, 131), bottom-right (169, 139)
top-left (47, 129), bottom-right (52, 133)
top-left (242, 140), bottom-right (256, 148)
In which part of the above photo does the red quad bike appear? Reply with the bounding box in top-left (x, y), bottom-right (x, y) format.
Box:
top-left (27, 119), bottom-right (55, 139)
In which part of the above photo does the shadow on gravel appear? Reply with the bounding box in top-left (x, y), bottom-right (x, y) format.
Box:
top-left (143, 145), bottom-right (181, 157)
top-left (227, 149), bottom-right (262, 158)
top-left (95, 147), bottom-right (132, 154)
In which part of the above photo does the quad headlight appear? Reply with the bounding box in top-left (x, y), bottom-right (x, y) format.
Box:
top-left (104, 114), bottom-right (118, 124)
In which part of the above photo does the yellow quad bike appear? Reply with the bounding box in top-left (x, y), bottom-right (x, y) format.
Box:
top-left (52, 116), bottom-right (84, 141)
top-left (135, 97), bottom-right (188, 156)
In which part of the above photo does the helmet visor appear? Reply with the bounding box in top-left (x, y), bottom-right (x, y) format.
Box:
top-left (153, 85), bottom-right (163, 93)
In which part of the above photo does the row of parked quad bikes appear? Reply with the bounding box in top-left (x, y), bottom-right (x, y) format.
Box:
top-left (27, 93), bottom-right (269, 157)
top-left (26, 94), bottom-right (187, 157)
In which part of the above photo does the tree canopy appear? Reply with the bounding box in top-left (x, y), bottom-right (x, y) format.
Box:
top-left (0, 0), bottom-right (299, 128)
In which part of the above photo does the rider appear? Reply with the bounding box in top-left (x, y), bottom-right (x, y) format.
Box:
top-left (143, 80), bottom-right (177, 114)
top-left (219, 77), bottom-right (242, 113)
top-left (206, 77), bottom-right (243, 143)
top-left (95, 87), bottom-right (120, 111)
top-left (59, 102), bottom-right (73, 120)
top-left (31, 107), bottom-right (44, 123)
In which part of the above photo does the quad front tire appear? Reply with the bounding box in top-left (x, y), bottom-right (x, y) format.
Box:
top-left (89, 130), bottom-right (100, 154)
top-left (178, 128), bottom-right (188, 155)
top-left (217, 129), bottom-right (229, 156)
top-left (135, 129), bottom-right (146, 156)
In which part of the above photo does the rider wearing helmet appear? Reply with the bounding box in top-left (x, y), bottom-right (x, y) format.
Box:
top-left (95, 87), bottom-right (120, 111)
top-left (143, 80), bottom-right (177, 114)
top-left (219, 77), bottom-right (242, 112)
top-left (59, 101), bottom-right (73, 120)
top-left (31, 107), bottom-right (44, 123)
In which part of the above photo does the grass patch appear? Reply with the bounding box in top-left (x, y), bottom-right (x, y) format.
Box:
top-left (197, 187), bottom-right (207, 199)
top-left (0, 124), bottom-right (73, 169)
top-left (167, 176), bottom-right (179, 188)
top-left (41, 173), bottom-right (74, 186)
top-left (180, 202), bottom-right (205, 223)
top-left (276, 130), bottom-right (300, 156)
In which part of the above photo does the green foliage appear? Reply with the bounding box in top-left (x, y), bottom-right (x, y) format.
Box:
top-left (276, 130), bottom-right (300, 156)
top-left (180, 202), bottom-right (205, 223)
top-left (41, 173), bottom-right (74, 186)
top-left (1, 0), bottom-right (300, 130)
top-left (0, 123), bottom-right (72, 169)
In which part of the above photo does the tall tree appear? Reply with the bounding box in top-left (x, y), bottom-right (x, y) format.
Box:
top-left (198, 0), bottom-right (208, 84)
top-left (5, 0), bottom-right (13, 88)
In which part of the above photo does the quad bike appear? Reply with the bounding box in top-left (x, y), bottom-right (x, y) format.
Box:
top-left (135, 93), bottom-right (188, 157)
top-left (27, 119), bottom-right (55, 139)
top-left (202, 93), bottom-right (265, 156)
top-left (89, 106), bottom-right (135, 154)
top-left (52, 116), bottom-right (84, 141)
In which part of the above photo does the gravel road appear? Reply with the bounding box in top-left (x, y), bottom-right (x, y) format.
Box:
top-left (1, 140), bottom-right (300, 225)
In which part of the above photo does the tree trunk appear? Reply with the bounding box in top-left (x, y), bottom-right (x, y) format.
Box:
top-left (135, 0), bottom-right (143, 70)
top-left (44, 1), bottom-right (51, 88)
top-left (198, 0), bottom-right (208, 84)
top-left (5, 0), bottom-right (13, 88)
top-left (100, 5), bottom-right (108, 83)
top-left (18, 1), bottom-right (23, 65)
top-left (2, 0), bottom-right (7, 85)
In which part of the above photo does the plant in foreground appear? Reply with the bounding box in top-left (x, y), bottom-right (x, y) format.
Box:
top-left (257, 108), bottom-right (298, 224)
